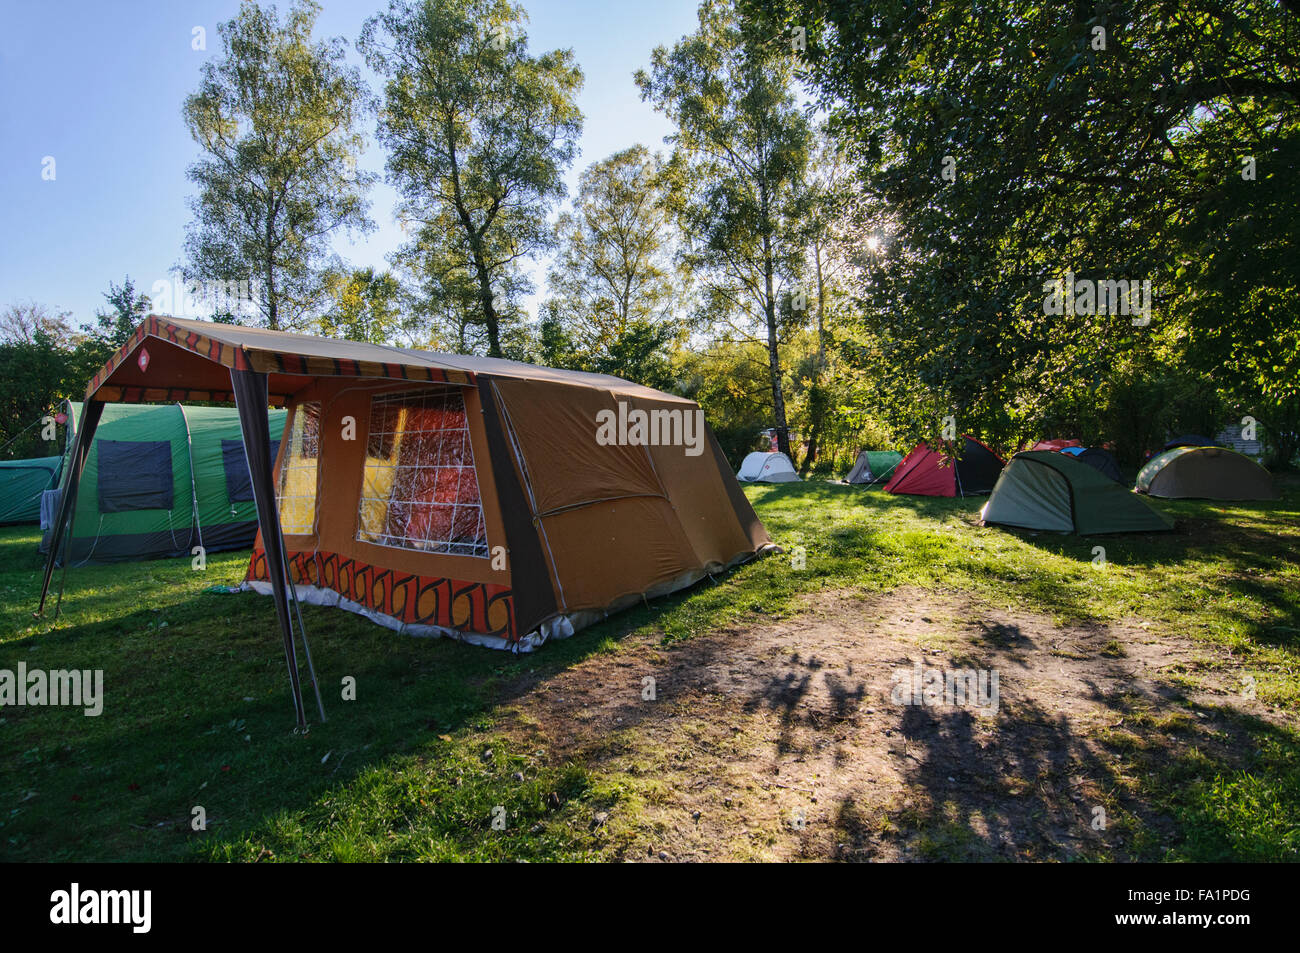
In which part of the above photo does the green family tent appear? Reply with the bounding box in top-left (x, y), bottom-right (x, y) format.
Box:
top-left (0, 456), bottom-right (63, 524)
top-left (981, 451), bottom-right (1173, 535)
top-left (845, 450), bottom-right (904, 484)
top-left (41, 400), bottom-right (287, 564)
top-left (1136, 446), bottom-right (1276, 501)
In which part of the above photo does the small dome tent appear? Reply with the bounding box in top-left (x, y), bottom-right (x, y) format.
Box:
top-left (1136, 446), bottom-right (1276, 501)
top-left (844, 450), bottom-right (903, 485)
top-left (737, 451), bottom-right (800, 483)
top-left (884, 436), bottom-right (1004, 497)
top-left (982, 451), bottom-right (1173, 535)
top-left (1029, 440), bottom-right (1124, 484)
top-left (1076, 447), bottom-right (1123, 483)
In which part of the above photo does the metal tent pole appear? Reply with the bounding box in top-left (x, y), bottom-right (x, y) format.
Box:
top-left (279, 544), bottom-right (327, 724)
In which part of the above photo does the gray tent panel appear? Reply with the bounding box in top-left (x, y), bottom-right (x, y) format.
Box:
top-left (845, 452), bottom-right (873, 484)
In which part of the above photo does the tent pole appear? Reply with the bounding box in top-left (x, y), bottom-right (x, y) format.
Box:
top-left (279, 544), bottom-right (327, 723)
top-left (37, 400), bottom-right (104, 619)
top-left (231, 369), bottom-right (307, 729)
top-left (52, 516), bottom-right (75, 620)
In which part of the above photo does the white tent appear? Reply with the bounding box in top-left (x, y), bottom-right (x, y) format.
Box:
top-left (737, 451), bottom-right (800, 483)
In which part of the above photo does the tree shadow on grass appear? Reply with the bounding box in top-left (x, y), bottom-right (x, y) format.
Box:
top-left (826, 660), bottom-right (1300, 862)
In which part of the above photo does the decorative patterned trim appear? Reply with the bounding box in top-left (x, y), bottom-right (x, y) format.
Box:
top-left (86, 315), bottom-right (477, 399)
top-left (94, 386), bottom-right (286, 406)
top-left (246, 547), bottom-right (515, 641)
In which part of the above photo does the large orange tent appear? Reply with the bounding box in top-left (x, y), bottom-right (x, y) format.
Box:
top-left (39, 316), bottom-right (772, 726)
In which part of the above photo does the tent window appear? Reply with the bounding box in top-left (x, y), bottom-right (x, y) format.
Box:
top-left (222, 438), bottom-right (281, 503)
top-left (356, 388), bottom-right (488, 558)
top-left (277, 402), bottom-right (320, 535)
top-left (96, 440), bottom-right (173, 512)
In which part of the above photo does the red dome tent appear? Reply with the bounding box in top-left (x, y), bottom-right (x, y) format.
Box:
top-left (884, 436), bottom-right (1005, 497)
top-left (1031, 438), bottom-right (1082, 452)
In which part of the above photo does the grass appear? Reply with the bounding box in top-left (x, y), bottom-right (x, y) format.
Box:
top-left (1, 477), bottom-right (1297, 862)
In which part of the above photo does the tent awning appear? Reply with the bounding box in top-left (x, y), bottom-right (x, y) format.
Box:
top-left (88, 315), bottom-right (690, 405)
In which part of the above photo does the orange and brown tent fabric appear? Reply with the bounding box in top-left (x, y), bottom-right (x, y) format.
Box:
top-left (41, 316), bottom-right (772, 726)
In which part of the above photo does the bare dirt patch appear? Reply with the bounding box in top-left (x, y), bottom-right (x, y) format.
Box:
top-left (499, 587), bottom-right (1292, 861)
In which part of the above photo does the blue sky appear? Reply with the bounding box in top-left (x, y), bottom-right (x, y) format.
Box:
top-left (0, 0), bottom-right (701, 328)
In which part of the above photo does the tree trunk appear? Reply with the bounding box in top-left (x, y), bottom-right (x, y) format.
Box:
top-left (762, 228), bottom-right (790, 459)
top-left (801, 407), bottom-right (822, 476)
top-left (799, 241), bottom-right (829, 476)
top-left (265, 263), bottom-right (278, 331)
top-left (265, 215), bottom-right (279, 331)
top-left (477, 266), bottom-right (501, 358)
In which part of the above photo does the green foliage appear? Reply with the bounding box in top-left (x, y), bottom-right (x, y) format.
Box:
top-left (753, 0), bottom-right (1300, 461)
top-left (543, 145), bottom-right (684, 382)
top-left (316, 267), bottom-right (404, 344)
top-left (1169, 735), bottom-right (1300, 861)
top-left (637, 0), bottom-right (813, 458)
top-left (0, 296), bottom-right (126, 459)
top-left (183, 0), bottom-right (374, 330)
top-left (361, 0), bottom-right (583, 357)
top-left (93, 278), bottom-right (150, 350)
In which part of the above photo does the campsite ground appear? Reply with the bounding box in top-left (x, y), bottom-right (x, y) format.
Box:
top-left (1, 482), bottom-right (1297, 862)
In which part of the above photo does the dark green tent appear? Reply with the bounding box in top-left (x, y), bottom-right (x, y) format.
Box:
top-left (0, 456), bottom-right (62, 524)
top-left (981, 451), bottom-right (1173, 535)
top-left (42, 400), bottom-right (287, 564)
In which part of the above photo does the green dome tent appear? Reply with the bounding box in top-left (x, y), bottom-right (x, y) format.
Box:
top-left (844, 450), bottom-right (903, 484)
top-left (981, 451), bottom-right (1173, 535)
top-left (1136, 446), bottom-right (1276, 501)
top-left (42, 400), bottom-right (287, 564)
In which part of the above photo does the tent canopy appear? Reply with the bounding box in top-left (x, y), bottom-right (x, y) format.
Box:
top-left (1031, 441), bottom-right (1124, 483)
top-left (737, 451), bottom-right (800, 483)
top-left (85, 314), bottom-right (684, 407)
top-left (884, 436), bottom-right (1004, 497)
top-left (1136, 446), bottom-right (1276, 500)
top-left (982, 451), bottom-right (1173, 535)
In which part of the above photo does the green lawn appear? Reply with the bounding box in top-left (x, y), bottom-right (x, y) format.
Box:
top-left (1, 479), bottom-right (1297, 862)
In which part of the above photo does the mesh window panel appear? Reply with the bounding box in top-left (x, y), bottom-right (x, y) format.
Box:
top-left (97, 440), bottom-right (173, 512)
top-left (223, 438), bottom-right (281, 503)
top-left (357, 388), bottom-right (487, 558)
top-left (277, 402), bottom-right (320, 535)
